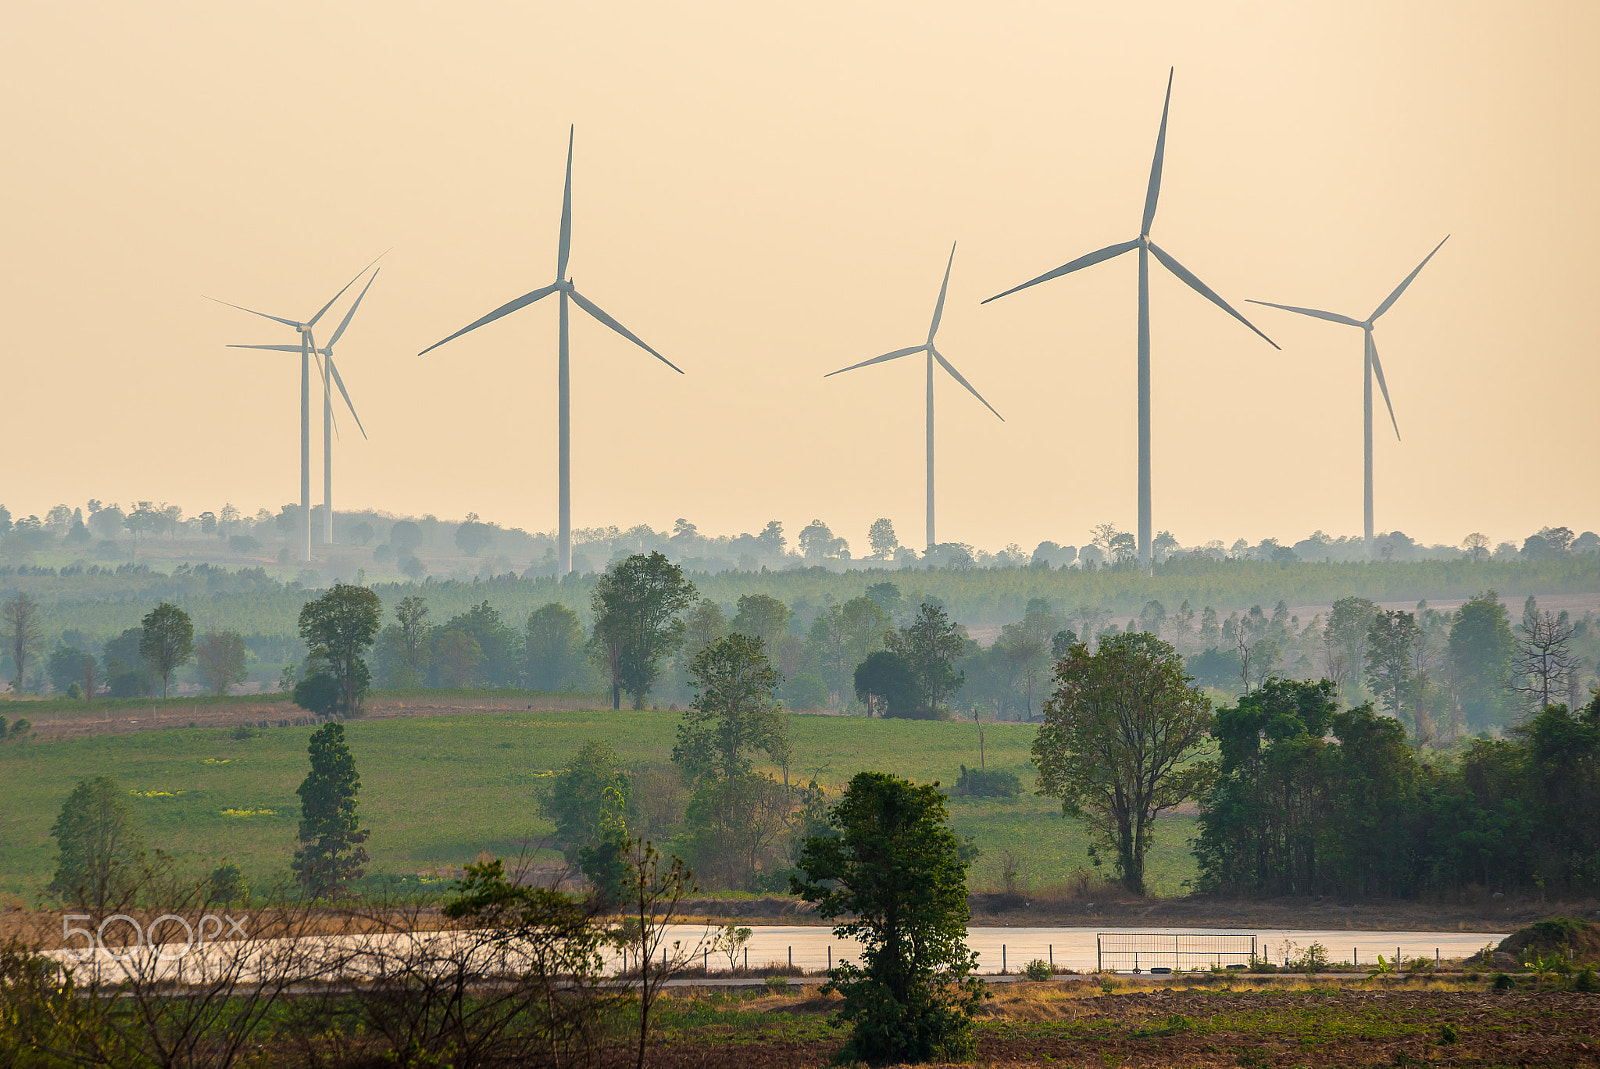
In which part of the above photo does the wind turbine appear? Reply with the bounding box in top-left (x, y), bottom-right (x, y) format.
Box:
top-left (229, 269), bottom-right (379, 546)
top-left (419, 127), bottom-right (681, 578)
top-left (208, 255), bottom-right (380, 562)
top-left (982, 69), bottom-right (1278, 569)
top-left (1248, 236), bottom-right (1449, 558)
top-left (826, 242), bottom-right (1003, 552)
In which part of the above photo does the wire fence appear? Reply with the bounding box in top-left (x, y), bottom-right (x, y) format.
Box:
top-left (1097, 932), bottom-right (1258, 973)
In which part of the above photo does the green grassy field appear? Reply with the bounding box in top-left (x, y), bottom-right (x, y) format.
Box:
top-left (0, 709), bottom-right (1198, 902)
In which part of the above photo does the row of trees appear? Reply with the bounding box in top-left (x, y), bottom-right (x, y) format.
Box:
top-left (3, 591), bottom-right (250, 698)
top-left (1197, 680), bottom-right (1600, 897)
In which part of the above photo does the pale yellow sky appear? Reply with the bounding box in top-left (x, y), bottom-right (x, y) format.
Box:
top-left (2, 1), bottom-right (1595, 553)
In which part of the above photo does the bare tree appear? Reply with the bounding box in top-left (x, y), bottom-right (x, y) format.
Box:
top-left (2, 591), bottom-right (43, 692)
top-left (1510, 609), bottom-right (1579, 714)
top-left (1462, 532), bottom-right (1491, 563)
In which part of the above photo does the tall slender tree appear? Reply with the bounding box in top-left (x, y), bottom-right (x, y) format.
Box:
top-left (292, 722), bottom-right (370, 899)
top-left (139, 602), bottom-right (194, 698)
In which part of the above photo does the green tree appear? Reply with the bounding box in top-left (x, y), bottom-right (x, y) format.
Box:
top-left (1365, 609), bottom-right (1421, 724)
top-left (454, 515), bottom-right (495, 556)
top-left (539, 739), bottom-right (631, 898)
top-left (1324, 596), bottom-right (1379, 699)
top-left (434, 600), bottom-right (520, 686)
top-left (525, 602), bottom-right (590, 691)
top-left (138, 602), bottom-right (194, 697)
top-left (1033, 633), bottom-right (1214, 895)
top-left (291, 722), bottom-right (371, 899)
top-left (1448, 591), bottom-right (1515, 730)
top-left (102, 626), bottom-right (152, 698)
top-left (297, 583), bottom-right (383, 717)
top-left (867, 518), bottom-right (900, 559)
top-left (393, 594), bottom-right (431, 686)
top-left (48, 776), bottom-right (145, 908)
top-left (434, 627), bottom-right (484, 687)
top-left (195, 629), bottom-right (248, 696)
top-left (791, 771), bottom-right (984, 1065)
top-left (887, 602), bottom-right (966, 715)
top-left (591, 552), bottom-right (697, 710)
top-left (854, 650), bottom-right (917, 717)
top-left (47, 646), bottom-right (95, 696)
top-left (2, 591), bottom-right (43, 693)
top-left (673, 634), bottom-right (786, 785)
top-left (730, 593), bottom-right (792, 649)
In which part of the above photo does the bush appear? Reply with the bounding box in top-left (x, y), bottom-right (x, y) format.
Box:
top-left (765, 975), bottom-right (790, 993)
top-left (1024, 959), bottom-right (1053, 981)
top-left (953, 765), bottom-right (1022, 798)
top-left (291, 672), bottom-right (341, 717)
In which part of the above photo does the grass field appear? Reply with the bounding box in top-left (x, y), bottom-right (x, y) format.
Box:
top-left (0, 708), bottom-right (1198, 902)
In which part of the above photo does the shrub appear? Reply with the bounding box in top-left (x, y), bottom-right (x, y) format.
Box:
top-left (1024, 959), bottom-right (1053, 981)
top-left (765, 975), bottom-right (790, 993)
top-left (953, 765), bottom-right (1022, 798)
top-left (291, 672), bottom-right (341, 717)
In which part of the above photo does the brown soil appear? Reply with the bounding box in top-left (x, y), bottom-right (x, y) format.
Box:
top-left (638, 985), bottom-right (1600, 1068)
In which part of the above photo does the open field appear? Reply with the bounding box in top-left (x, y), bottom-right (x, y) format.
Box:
top-left (0, 706), bottom-right (1194, 902)
top-left (634, 980), bottom-right (1600, 1067)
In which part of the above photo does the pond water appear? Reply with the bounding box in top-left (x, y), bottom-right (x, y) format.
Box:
top-left (674, 925), bottom-right (1508, 974)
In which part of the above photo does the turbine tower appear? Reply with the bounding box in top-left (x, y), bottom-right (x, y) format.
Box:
top-left (209, 256), bottom-right (380, 562)
top-left (983, 69), bottom-right (1278, 569)
top-left (230, 269), bottom-right (378, 546)
top-left (419, 127), bottom-right (681, 577)
top-left (826, 243), bottom-right (1003, 551)
top-left (1248, 236), bottom-right (1449, 558)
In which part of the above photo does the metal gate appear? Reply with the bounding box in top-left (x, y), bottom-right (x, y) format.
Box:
top-left (1096, 932), bottom-right (1257, 973)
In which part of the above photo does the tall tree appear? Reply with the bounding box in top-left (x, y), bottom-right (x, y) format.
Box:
top-left (538, 739), bottom-right (631, 893)
top-left (867, 518), bottom-right (900, 559)
top-left (525, 602), bottom-right (589, 691)
top-left (591, 552), bottom-right (697, 710)
top-left (393, 594), bottom-right (430, 686)
top-left (292, 722), bottom-right (370, 899)
top-left (1448, 590), bottom-right (1515, 730)
top-left (139, 602), bottom-right (194, 698)
top-left (1511, 602), bottom-right (1580, 714)
top-left (887, 602), bottom-right (966, 715)
top-left (791, 772), bottom-right (983, 1065)
top-left (48, 776), bottom-right (145, 908)
top-left (1324, 597), bottom-right (1379, 699)
top-left (674, 634), bottom-right (786, 785)
top-left (1, 591), bottom-right (43, 693)
top-left (297, 584), bottom-right (383, 717)
top-left (1364, 609), bottom-right (1421, 724)
top-left (195, 629), bottom-right (248, 696)
top-left (1033, 633), bottom-right (1214, 895)
top-left (730, 593), bottom-right (792, 649)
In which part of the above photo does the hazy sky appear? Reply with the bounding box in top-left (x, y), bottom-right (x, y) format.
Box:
top-left (3, 1), bottom-right (1595, 554)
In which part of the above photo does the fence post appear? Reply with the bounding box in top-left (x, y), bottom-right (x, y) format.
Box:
top-left (828, 945), bottom-right (832, 971)
top-left (789, 946), bottom-right (792, 968)
top-left (1397, 947), bottom-right (1401, 967)
top-left (1002, 945), bottom-right (1007, 974)
top-left (1097, 936), bottom-right (1102, 974)
top-left (1049, 944), bottom-right (1053, 968)
top-left (744, 947), bottom-right (748, 971)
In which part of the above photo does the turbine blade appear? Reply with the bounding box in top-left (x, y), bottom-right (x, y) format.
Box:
top-left (1142, 68), bottom-right (1175, 236)
top-left (1147, 241), bottom-right (1279, 349)
top-left (824, 345), bottom-right (927, 378)
top-left (326, 269), bottom-right (379, 348)
top-left (927, 241), bottom-right (957, 344)
top-left (981, 239), bottom-right (1139, 304)
top-left (1369, 235), bottom-right (1449, 322)
top-left (932, 346), bottom-right (1003, 421)
top-left (309, 250), bottom-right (386, 328)
top-left (417, 282), bottom-right (560, 356)
top-left (328, 357), bottom-right (368, 440)
top-left (1245, 299), bottom-right (1363, 327)
top-left (1367, 332), bottom-right (1401, 441)
top-left (568, 288), bottom-right (684, 373)
top-left (226, 344), bottom-right (304, 352)
top-left (313, 351), bottom-right (342, 441)
top-left (206, 297), bottom-right (299, 329)
top-left (557, 126), bottom-right (574, 279)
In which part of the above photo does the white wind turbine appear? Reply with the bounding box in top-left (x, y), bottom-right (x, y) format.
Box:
top-left (826, 243), bottom-right (1003, 552)
top-left (208, 255), bottom-right (380, 562)
top-left (419, 127), bottom-right (681, 577)
top-left (229, 268), bottom-right (379, 545)
top-left (1248, 236), bottom-right (1449, 558)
